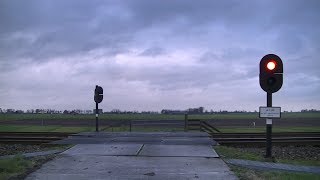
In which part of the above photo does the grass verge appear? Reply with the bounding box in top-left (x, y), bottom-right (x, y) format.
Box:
top-left (0, 155), bottom-right (31, 180)
top-left (0, 154), bottom-right (58, 180)
top-left (229, 165), bottom-right (320, 180)
top-left (214, 145), bottom-right (320, 179)
top-left (214, 145), bottom-right (264, 161)
top-left (218, 126), bottom-right (320, 133)
top-left (0, 144), bottom-right (73, 179)
top-left (214, 145), bottom-right (320, 166)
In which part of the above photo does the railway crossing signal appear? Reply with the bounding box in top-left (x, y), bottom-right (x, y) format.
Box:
top-left (94, 85), bottom-right (103, 103)
top-left (259, 54), bottom-right (283, 93)
top-left (94, 85), bottom-right (103, 132)
top-left (259, 54), bottom-right (283, 159)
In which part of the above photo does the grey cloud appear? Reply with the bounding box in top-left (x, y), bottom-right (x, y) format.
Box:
top-left (1, 0), bottom-right (319, 111)
top-left (139, 47), bottom-right (166, 57)
top-left (127, 0), bottom-right (262, 26)
top-left (0, 0), bottom-right (102, 33)
top-left (110, 63), bottom-right (255, 91)
top-left (0, 0), bottom-right (135, 64)
top-left (2, 0), bottom-right (319, 62)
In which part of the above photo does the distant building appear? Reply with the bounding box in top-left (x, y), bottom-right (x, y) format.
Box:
top-left (161, 109), bottom-right (186, 114)
top-left (187, 107), bottom-right (204, 114)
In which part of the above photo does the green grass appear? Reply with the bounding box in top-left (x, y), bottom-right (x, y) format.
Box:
top-left (277, 159), bottom-right (320, 167)
top-left (51, 126), bottom-right (95, 132)
top-left (0, 113), bottom-right (183, 121)
top-left (0, 125), bottom-right (95, 133)
top-left (214, 146), bottom-right (264, 161)
top-left (0, 124), bottom-right (183, 133)
top-left (230, 165), bottom-right (320, 180)
top-left (0, 155), bottom-right (31, 180)
top-left (0, 112), bottom-right (319, 121)
top-left (218, 127), bottom-right (320, 133)
top-left (214, 145), bottom-right (320, 166)
top-left (215, 145), bottom-right (320, 179)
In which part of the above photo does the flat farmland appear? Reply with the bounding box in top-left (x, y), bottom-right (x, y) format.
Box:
top-left (0, 113), bottom-right (319, 128)
top-left (1, 112), bottom-right (320, 121)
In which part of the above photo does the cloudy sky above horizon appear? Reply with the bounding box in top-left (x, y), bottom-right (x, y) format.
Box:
top-left (1, 0), bottom-right (319, 112)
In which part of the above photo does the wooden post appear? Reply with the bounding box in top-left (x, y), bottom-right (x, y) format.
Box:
top-left (184, 114), bottom-right (188, 131)
top-left (130, 120), bottom-right (132, 132)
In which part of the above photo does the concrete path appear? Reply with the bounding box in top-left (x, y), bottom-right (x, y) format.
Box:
top-left (26, 132), bottom-right (237, 180)
top-left (225, 159), bottom-right (320, 174)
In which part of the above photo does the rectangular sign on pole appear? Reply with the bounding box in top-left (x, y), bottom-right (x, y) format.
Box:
top-left (93, 109), bottom-right (103, 114)
top-left (259, 107), bottom-right (281, 118)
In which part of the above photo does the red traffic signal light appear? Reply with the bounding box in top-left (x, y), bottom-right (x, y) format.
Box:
top-left (267, 61), bottom-right (276, 70)
top-left (259, 54), bottom-right (283, 93)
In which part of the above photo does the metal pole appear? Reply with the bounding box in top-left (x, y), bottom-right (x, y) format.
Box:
top-left (266, 93), bottom-right (272, 158)
top-left (96, 102), bottom-right (99, 132)
top-left (184, 114), bottom-right (188, 132)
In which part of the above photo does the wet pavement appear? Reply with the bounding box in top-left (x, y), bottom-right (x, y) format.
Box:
top-left (26, 132), bottom-right (237, 180)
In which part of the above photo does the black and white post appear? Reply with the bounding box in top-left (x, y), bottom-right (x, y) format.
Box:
top-left (96, 102), bottom-right (99, 132)
top-left (266, 93), bottom-right (272, 158)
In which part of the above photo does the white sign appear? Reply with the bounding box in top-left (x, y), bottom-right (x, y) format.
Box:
top-left (259, 107), bottom-right (281, 118)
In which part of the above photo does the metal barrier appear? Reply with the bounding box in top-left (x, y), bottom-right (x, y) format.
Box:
top-left (184, 114), bottom-right (221, 133)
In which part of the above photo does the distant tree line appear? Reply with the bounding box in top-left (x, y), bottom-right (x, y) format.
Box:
top-left (160, 107), bottom-right (252, 114)
top-left (0, 108), bottom-right (93, 114)
top-left (105, 109), bottom-right (159, 114)
top-left (161, 107), bottom-right (204, 114)
top-left (300, 109), bottom-right (320, 113)
top-left (0, 107), bottom-right (319, 115)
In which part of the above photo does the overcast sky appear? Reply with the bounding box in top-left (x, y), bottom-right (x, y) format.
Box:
top-left (0, 0), bottom-right (319, 112)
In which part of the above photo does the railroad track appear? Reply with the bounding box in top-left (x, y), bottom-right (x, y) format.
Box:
top-left (0, 131), bottom-right (319, 145)
top-left (0, 132), bottom-right (73, 144)
top-left (211, 132), bottom-right (320, 144)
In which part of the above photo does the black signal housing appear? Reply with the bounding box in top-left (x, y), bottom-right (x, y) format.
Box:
top-left (94, 85), bottom-right (103, 103)
top-left (259, 54), bottom-right (283, 93)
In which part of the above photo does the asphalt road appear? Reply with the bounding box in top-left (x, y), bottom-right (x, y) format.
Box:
top-left (0, 118), bottom-right (319, 127)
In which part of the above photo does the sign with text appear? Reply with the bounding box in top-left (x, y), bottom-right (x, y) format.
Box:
top-left (259, 107), bottom-right (281, 118)
top-left (93, 109), bottom-right (103, 114)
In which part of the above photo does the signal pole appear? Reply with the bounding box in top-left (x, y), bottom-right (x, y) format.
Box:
top-left (94, 85), bottom-right (103, 132)
top-left (96, 102), bottom-right (99, 132)
top-left (259, 54), bottom-right (283, 159)
top-left (266, 93), bottom-right (272, 158)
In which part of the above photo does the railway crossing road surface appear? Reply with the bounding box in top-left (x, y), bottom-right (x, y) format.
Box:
top-left (25, 132), bottom-right (238, 180)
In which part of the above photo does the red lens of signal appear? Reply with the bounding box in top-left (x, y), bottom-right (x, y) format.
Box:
top-left (267, 61), bottom-right (276, 70)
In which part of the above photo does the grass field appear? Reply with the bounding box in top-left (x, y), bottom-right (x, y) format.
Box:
top-left (0, 112), bottom-right (319, 121)
top-left (0, 125), bottom-right (96, 132)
